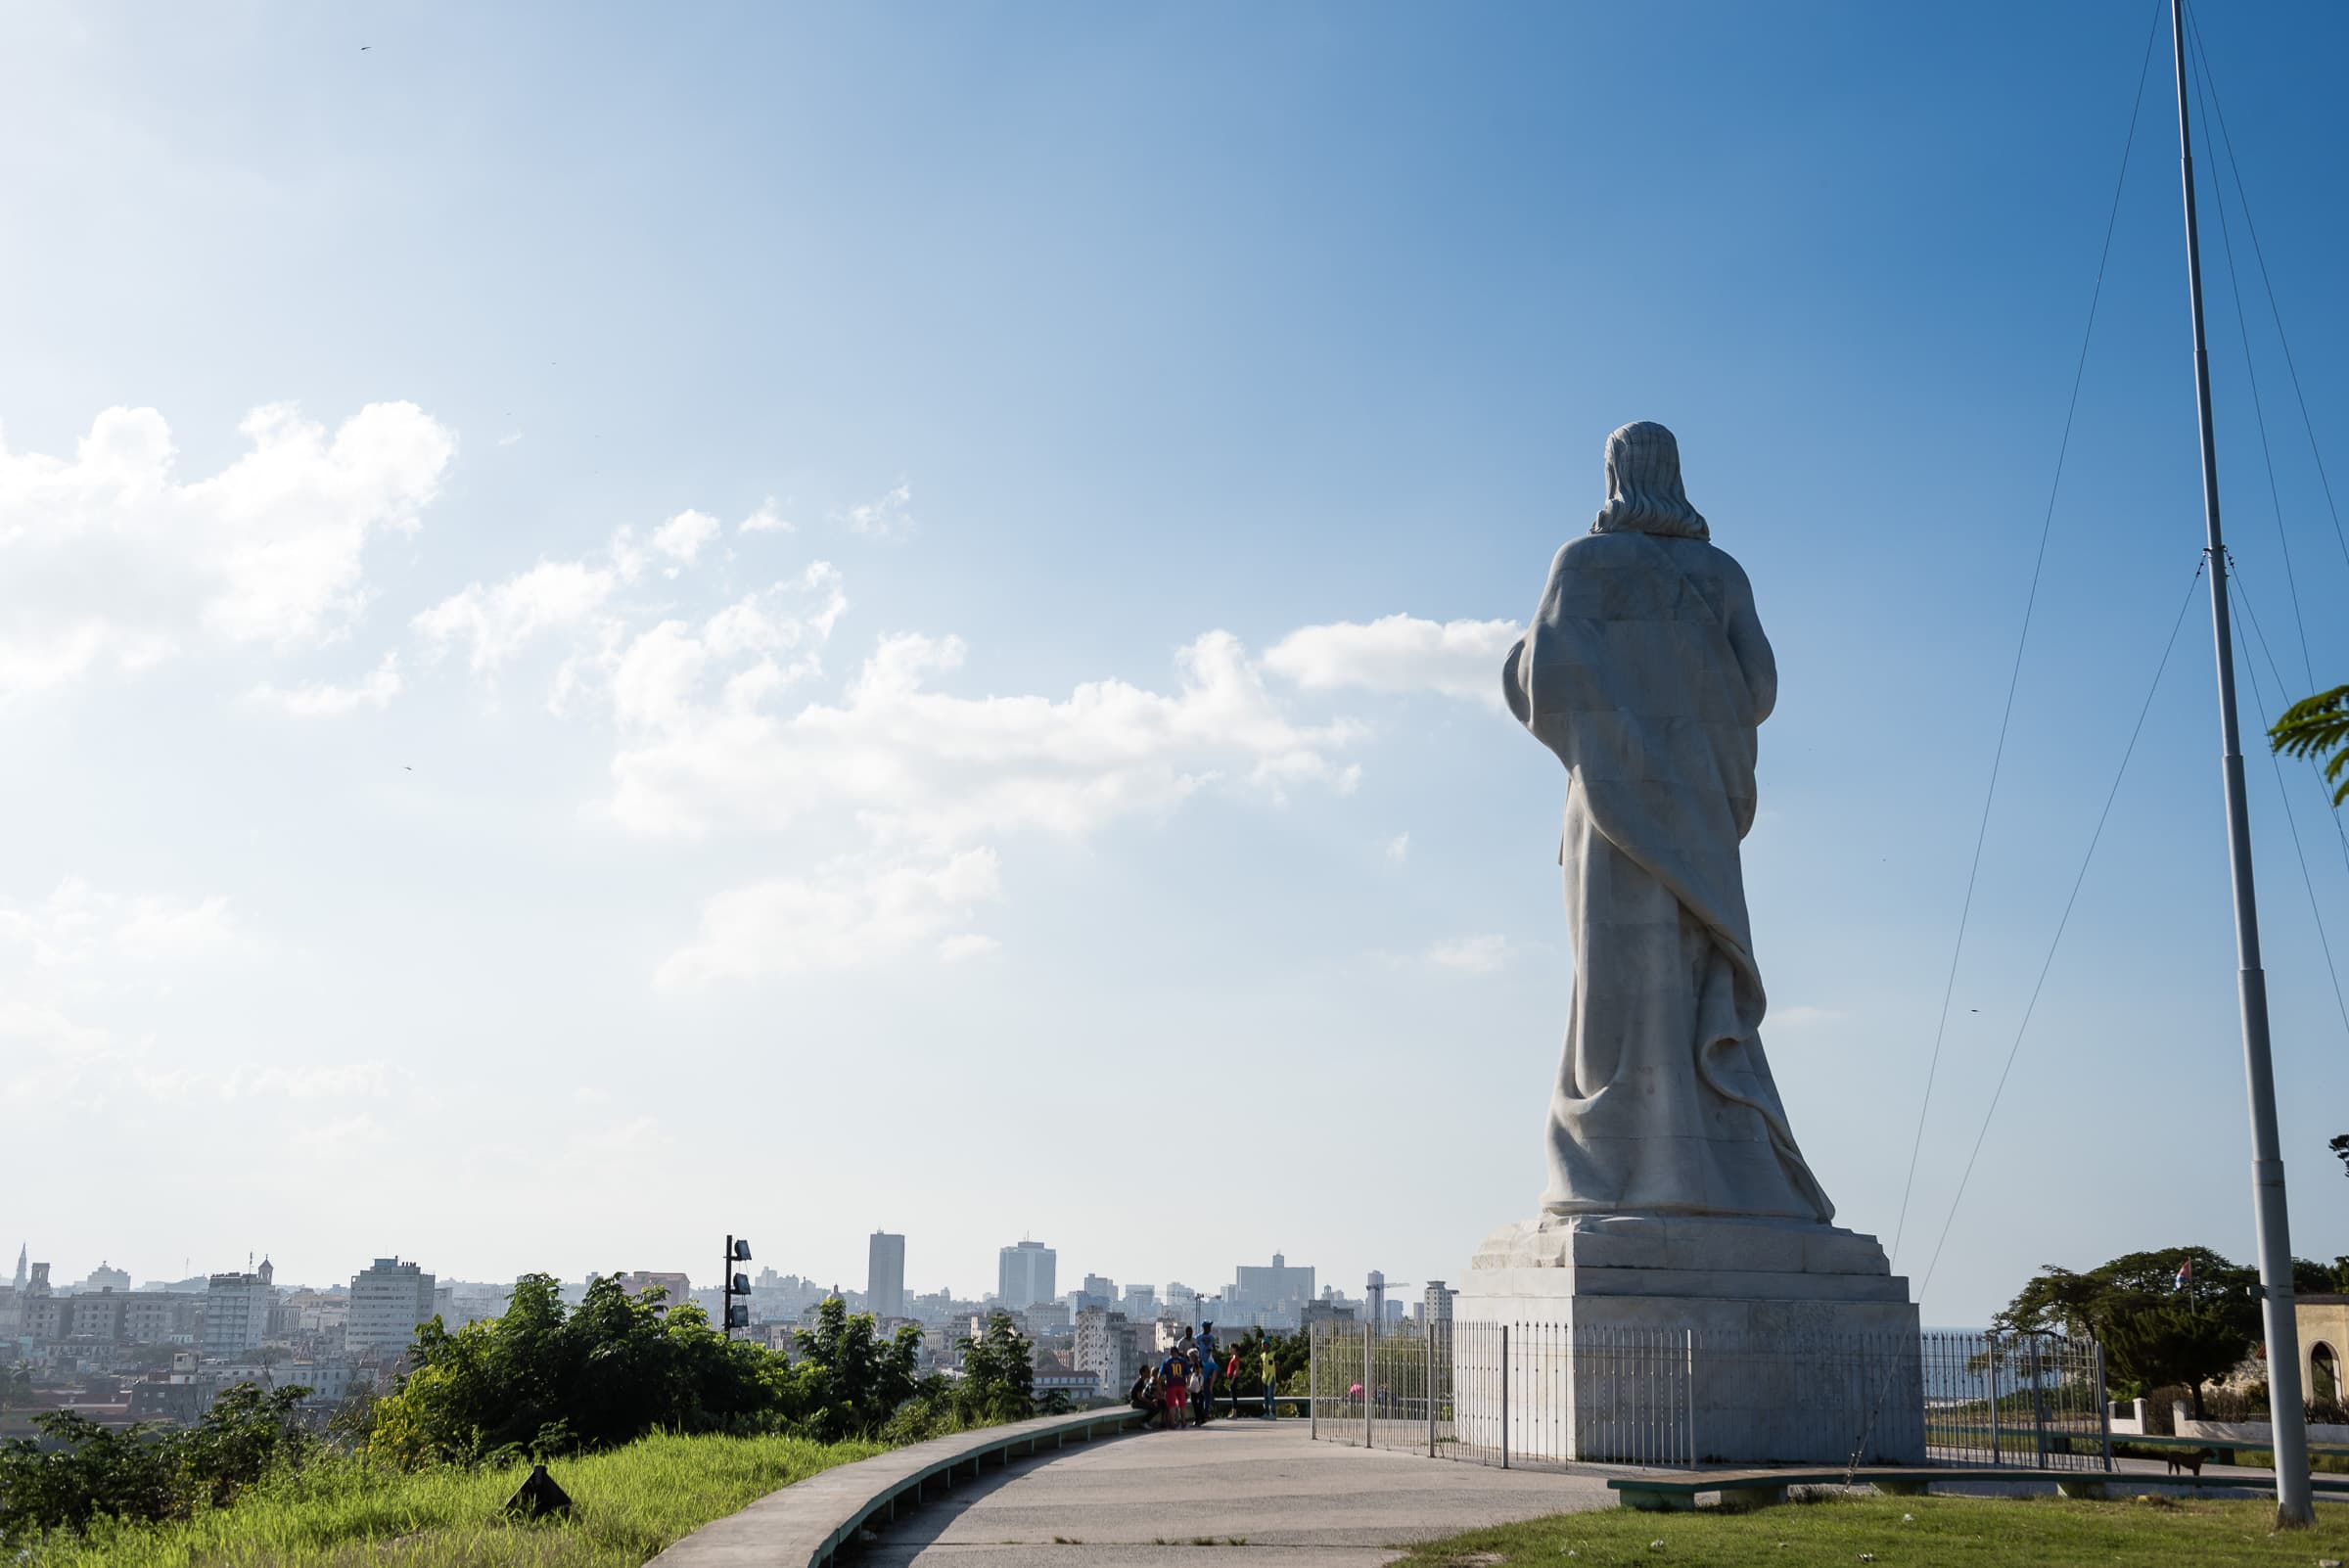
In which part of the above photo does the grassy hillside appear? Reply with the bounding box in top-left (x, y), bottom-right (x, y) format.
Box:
top-left (24, 1430), bottom-right (886, 1568)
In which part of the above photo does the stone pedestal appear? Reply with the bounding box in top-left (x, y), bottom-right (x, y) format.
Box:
top-left (1455, 1214), bottom-right (1925, 1465)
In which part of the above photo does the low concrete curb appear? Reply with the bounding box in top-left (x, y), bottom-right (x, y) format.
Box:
top-left (649, 1407), bottom-right (1149, 1568)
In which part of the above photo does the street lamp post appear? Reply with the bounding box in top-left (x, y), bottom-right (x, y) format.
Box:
top-left (721, 1235), bottom-right (752, 1340)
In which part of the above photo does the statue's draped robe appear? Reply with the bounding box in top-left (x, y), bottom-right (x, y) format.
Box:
top-left (1505, 530), bottom-right (1834, 1222)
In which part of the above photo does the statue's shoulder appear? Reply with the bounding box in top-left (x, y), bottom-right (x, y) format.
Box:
top-left (1555, 530), bottom-right (1744, 578)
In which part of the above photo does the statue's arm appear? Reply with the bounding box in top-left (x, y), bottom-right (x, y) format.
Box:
top-left (1725, 572), bottom-right (1778, 724)
top-left (1504, 543), bottom-right (1575, 731)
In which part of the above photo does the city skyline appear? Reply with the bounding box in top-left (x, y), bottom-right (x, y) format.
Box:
top-left (7, 1235), bottom-right (1389, 1323)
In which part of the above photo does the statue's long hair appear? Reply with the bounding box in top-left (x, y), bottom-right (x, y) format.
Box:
top-left (1591, 421), bottom-right (1709, 539)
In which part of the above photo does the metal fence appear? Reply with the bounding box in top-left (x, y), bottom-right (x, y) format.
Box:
top-left (1309, 1322), bottom-right (2107, 1473)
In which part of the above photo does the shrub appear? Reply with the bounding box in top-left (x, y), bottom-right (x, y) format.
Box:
top-left (0, 1383), bottom-right (311, 1543)
top-left (364, 1274), bottom-right (943, 1467)
top-left (367, 1273), bottom-right (800, 1466)
top-left (950, 1314), bottom-right (1035, 1426)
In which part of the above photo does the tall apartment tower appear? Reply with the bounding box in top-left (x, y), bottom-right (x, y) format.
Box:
top-left (996, 1239), bottom-right (1056, 1309)
top-left (203, 1269), bottom-right (269, 1356)
top-left (348, 1258), bottom-right (438, 1356)
top-left (867, 1232), bottom-right (906, 1319)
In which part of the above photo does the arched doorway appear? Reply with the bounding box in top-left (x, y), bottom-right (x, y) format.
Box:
top-left (2313, 1343), bottom-right (2340, 1404)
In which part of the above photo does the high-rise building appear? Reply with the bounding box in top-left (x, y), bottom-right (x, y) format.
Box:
top-left (1122, 1283), bottom-right (1158, 1317)
top-left (203, 1270), bottom-right (270, 1356)
top-left (1421, 1280), bottom-right (1455, 1337)
top-left (1365, 1271), bottom-right (1386, 1330)
top-left (868, 1232), bottom-right (906, 1319)
top-left (1074, 1307), bottom-right (1143, 1396)
top-left (1230, 1253), bottom-right (1315, 1323)
top-left (348, 1258), bottom-right (438, 1356)
top-left (997, 1240), bottom-right (1056, 1308)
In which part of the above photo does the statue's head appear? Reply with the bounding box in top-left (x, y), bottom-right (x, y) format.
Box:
top-left (1592, 421), bottom-right (1709, 540)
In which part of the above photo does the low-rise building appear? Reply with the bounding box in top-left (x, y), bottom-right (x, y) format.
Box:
top-left (614, 1271), bottom-right (694, 1310)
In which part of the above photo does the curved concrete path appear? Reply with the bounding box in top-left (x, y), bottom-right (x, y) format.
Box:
top-left (846, 1420), bottom-right (1613, 1567)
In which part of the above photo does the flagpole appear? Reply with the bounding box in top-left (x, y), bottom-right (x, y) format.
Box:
top-left (2168, 0), bottom-right (2313, 1526)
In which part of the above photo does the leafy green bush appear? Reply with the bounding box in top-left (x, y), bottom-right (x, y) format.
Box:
top-left (369, 1274), bottom-right (796, 1465)
top-left (950, 1314), bottom-right (1036, 1427)
top-left (366, 1275), bottom-right (953, 1467)
top-left (0, 1383), bottom-right (311, 1542)
top-left (788, 1296), bottom-right (923, 1442)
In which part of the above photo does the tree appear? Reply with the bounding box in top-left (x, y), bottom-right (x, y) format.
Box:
top-left (0, 1414), bottom-right (181, 1540)
top-left (1224, 1327), bottom-right (1311, 1400)
top-left (1995, 1246), bottom-right (2258, 1415)
top-left (791, 1297), bottom-right (924, 1442)
top-left (2332, 1132), bottom-right (2349, 1178)
top-left (0, 1381), bottom-right (316, 1543)
top-left (366, 1272), bottom-right (797, 1466)
top-left (2271, 685), bottom-right (2349, 807)
top-left (0, 1363), bottom-right (31, 1415)
top-left (952, 1314), bottom-right (1036, 1425)
top-left (176, 1383), bottom-right (314, 1508)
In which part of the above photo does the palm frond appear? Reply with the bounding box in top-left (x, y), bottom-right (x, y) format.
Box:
top-left (2269, 684), bottom-right (2349, 806)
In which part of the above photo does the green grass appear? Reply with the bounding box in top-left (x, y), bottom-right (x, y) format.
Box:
top-left (22, 1431), bottom-right (888, 1568)
top-left (1395, 1493), bottom-right (2349, 1567)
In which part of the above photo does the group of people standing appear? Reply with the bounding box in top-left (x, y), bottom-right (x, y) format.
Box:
top-left (1127, 1323), bottom-right (1280, 1430)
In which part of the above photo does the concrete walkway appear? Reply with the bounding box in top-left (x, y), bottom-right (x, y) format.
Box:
top-left (845, 1419), bottom-right (1614, 1567)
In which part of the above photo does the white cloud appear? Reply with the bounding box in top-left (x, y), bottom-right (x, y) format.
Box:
top-left (1427, 933), bottom-right (1515, 974)
top-left (0, 880), bottom-right (257, 1105)
top-left (498, 432), bottom-right (524, 447)
top-left (657, 850), bottom-right (1002, 987)
top-left (842, 482), bottom-right (912, 539)
top-left (608, 623), bottom-right (1360, 849)
top-left (412, 543), bottom-right (632, 675)
top-left (246, 651), bottom-right (402, 718)
top-left (1, 879), bottom-right (247, 966)
top-left (651, 509), bottom-right (720, 572)
top-left (294, 1112), bottom-right (387, 1150)
top-left (222, 1062), bottom-right (392, 1099)
top-left (0, 402), bottom-right (455, 699)
top-left (939, 933), bottom-right (1001, 962)
top-left (739, 497), bottom-right (793, 534)
top-left (1770, 1005), bottom-right (1845, 1032)
top-left (113, 894), bottom-right (246, 961)
top-left (1384, 832), bottom-right (1411, 864)
top-left (1264, 614), bottom-right (1521, 705)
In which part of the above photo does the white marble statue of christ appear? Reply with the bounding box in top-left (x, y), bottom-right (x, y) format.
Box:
top-left (1502, 421), bottom-right (1834, 1224)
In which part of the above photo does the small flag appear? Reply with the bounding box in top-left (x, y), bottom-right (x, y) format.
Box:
top-left (2174, 1258), bottom-right (2192, 1291)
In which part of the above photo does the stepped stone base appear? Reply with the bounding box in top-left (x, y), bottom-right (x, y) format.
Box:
top-left (1455, 1214), bottom-right (1925, 1465)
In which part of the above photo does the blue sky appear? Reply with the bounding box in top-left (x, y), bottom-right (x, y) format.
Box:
top-left (2, 2), bottom-right (2344, 1326)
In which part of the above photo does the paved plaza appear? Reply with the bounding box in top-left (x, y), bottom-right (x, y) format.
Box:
top-left (843, 1420), bottom-right (1613, 1567)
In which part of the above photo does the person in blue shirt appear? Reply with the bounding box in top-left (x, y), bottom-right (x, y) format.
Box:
top-left (1192, 1322), bottom-right (1220, 1426)
top-left (1158, 1349), bottom-right (1189, 1430)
